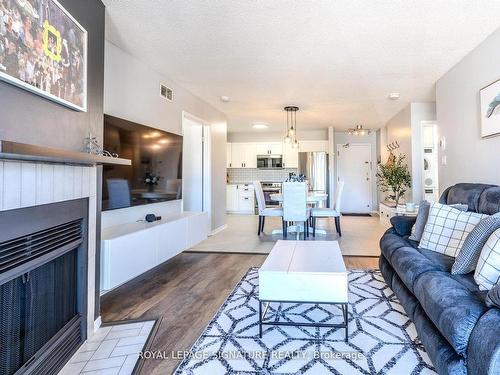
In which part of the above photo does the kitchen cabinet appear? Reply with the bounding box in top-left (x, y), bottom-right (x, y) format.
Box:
top-left (226, 185), bottom-right (239, 211)
top-left (226, 184), bottom-right (255, 213)
top-left (283, 143), bottom-right (299, 168)
top-left (226, 143), bottom-right (232, 168)
top-left (256, 143), bottom-right (283, 155)
top-left (230, 143), bottom-right (257, 168)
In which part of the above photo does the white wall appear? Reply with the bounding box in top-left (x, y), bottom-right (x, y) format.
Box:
top-left (227, 129), bottom-right (328, 142)
top-left (436, 28), bottom-right (500, 190)
top-left (334, 132), bottom-right (379, 211)
top-left (384, 102), bottom-right (436, 202)
top-left (103, 41), bottom-right (227, 232)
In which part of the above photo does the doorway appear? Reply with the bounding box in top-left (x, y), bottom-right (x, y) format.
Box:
top-left (337, 143), bottom-right (372, 213)
top-left (182, 113), bottom-right (211, 218)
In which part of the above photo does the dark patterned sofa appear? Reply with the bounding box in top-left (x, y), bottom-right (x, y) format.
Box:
top-left (379, 183), bottom-right (500, 375)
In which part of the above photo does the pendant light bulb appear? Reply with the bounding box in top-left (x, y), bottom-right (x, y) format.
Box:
top-left (284, 134), bottom-right (292, 143)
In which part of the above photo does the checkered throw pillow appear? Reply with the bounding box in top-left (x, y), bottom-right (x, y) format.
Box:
top-left (474, 228), bottom-right (500, 291)
top-left (419, 203), bottom-right (488, 257)
top-left (452, 213), bottom-right (500, 274)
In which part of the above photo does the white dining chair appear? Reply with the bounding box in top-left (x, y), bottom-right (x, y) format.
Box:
top-left (311, 181), bottom-right (345, 237)
top-left (254, 181), bottom-right (283, 236)
top-left (282, 182), bottom-right (310, 240)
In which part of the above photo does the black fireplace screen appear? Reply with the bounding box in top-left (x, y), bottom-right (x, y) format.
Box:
top-left (0, 250), bottom-right (77, 374)
top-left (0, 199), bottom-right (88, 375)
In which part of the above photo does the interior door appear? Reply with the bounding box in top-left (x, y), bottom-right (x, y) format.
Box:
top-left (337, 144), bottom-right (372, 213)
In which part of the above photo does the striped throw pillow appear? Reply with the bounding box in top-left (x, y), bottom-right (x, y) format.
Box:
top-left (419, 203), bottom-right (488, 257)
top-left (474, 228), bottom-right (500, 291)
top-left (452, 213), bottom-right (500, 274)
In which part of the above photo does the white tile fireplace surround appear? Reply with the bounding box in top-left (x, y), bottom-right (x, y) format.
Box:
top-left (0, 160), bottom-right (99, 337)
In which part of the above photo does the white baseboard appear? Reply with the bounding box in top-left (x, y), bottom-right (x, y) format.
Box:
top-left (94, 316), bottom-right (102, 332)
top-left (209, 224), bottom-right (227, 236)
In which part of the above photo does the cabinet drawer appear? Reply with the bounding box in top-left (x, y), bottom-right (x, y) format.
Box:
top-left (239, 196), bottom-right (254, 211)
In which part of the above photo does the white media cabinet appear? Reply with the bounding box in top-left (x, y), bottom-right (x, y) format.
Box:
top-left (100, 211), bottom-right (208, 294)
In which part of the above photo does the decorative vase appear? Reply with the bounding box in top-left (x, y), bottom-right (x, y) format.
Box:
top-left (148, 184), bottom-right (154, 192)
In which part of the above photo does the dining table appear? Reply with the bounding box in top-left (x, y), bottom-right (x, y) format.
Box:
top-left (269, 192), bottom-right (329, 236)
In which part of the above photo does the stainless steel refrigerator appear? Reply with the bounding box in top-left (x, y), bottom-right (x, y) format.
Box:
top-left (298, 152), bottom-right (329, 207)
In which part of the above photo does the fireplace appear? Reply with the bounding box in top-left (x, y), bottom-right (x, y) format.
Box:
top-left (0, 199), bottom-right (88, 375)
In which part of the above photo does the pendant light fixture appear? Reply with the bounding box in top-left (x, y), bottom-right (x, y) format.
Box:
top-left (284, 106), bottom-right (299, 147)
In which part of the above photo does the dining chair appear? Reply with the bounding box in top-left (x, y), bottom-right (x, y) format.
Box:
top-left (282, 182), bottom-right (310, 240)
top-left (107, 179), bottom-right (132, 209)
top-left (253, 181), bottom-right (283, 236)
top-left (311, 181), bottom-right (345, 237)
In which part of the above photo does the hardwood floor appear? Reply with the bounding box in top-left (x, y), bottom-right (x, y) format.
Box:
top-left (101, 251), bottom-right (378, 374)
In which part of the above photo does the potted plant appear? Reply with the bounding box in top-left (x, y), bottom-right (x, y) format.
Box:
top-left (376, 154), bottom-right (411, 206)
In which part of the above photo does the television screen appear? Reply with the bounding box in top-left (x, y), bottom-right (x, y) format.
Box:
top-left (102, 115), bottom-right (183, 211)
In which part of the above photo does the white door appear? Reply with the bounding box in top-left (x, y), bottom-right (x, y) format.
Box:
top-left (183, 116), bottom-right (204, 212)
top-left (337, 144), bottom-right (372, 213)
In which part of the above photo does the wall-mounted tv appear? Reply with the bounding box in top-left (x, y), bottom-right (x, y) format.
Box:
top-left (102, 115), bottom-right (183, 211)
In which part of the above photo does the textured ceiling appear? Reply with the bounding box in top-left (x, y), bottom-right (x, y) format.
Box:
top-left (103, 0), bottom-right (500, 132)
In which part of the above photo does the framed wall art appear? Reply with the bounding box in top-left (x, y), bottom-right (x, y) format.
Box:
top-left (0, 0), bottom-right (87, 111)
top-left (480, 78), bottom-right (500, 138)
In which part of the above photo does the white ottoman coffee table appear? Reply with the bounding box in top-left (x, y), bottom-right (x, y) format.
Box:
top-left (258, 240), bottom-right (349, 341)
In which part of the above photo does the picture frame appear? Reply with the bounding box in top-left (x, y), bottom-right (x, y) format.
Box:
top-left (0, 0), bottom-right (87, 112)
top-left (479, 78), bottom-right (500, 138)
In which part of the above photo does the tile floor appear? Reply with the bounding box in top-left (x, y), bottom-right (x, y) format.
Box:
top-left (58, 320), bottom-right (155, 375)
top-left (191, 214), bottom-right (387, 256)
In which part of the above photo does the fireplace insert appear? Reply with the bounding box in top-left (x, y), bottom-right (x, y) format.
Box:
top-left (0, 199), bottom-right (88, 375)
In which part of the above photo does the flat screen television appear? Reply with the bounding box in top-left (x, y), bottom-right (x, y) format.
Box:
top-left (102, 115), bottom-right (183, 211)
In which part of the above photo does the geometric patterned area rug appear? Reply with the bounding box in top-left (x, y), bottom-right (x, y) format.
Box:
top-left (174, 268), bottom-right (436, 374)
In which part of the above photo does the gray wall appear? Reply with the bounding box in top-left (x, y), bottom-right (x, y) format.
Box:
top-left (384, 102), bottom-right (436, 202)
top-left (104, 42), bottom-right (228, 232)
top-left (436, 28), bottom-right (500, 189)
top-left (0, 0), bottom-right (105, 151)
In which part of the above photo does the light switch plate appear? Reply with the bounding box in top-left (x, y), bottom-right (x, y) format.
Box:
top-left (440, 137), bottom-right (446, 151)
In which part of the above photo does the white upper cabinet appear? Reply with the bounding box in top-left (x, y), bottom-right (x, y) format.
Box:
top-left (230, 143), bottom-right (257, 168)
top-left (283, 143), bottom-right (299, 168)
top-left (226, 143), bottom-right (232, 168)
top-left (256, 143), bottom-right (283, 155)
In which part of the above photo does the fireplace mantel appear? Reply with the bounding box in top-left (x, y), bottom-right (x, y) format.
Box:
top-left (0, 140), bottom-right (131, 166)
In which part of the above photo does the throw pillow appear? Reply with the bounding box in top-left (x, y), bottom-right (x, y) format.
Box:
top-left (485, 283), bottom-right (500, 308)
top-left (474, 228), bottom-right (500, 291)
top-left (391, 216), bottom-right (417, 236)
top-left (409, 201), bottom-right (430, 241)
top-left (419, 203), bottom-right (487, 257)
top-left (409, 202), bottom-right (468, 242)
top-left (452, 213), bottom-right (500, 274)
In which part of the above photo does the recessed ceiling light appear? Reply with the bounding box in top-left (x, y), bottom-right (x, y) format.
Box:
top-left (388, 92), bottom-right (400, 100)
top-left (220, 95), bottom-right (230, 103)
top-left (252, 123), bottom-right (268, 129)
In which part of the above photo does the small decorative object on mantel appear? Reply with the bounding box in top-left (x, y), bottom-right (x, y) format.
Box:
top-left (376, 154), bottom-right (411, 206)
top-left (286, 173), bottom-right (306, 182)
top-left (83, 132), bottom-right (118, 158)
top-left (143, 172), bottom-right (161, 192)
top-left (480, 78), bottom-right (500, 138)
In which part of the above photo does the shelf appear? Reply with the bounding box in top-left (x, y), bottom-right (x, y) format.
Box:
top-left (0, 140), bottom-right (131, 166)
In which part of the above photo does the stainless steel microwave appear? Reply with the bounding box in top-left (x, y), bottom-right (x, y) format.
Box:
top-left (257, 155), bottom-right (283, 169)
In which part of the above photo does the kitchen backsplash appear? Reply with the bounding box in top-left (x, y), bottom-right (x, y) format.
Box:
top-left (228, 168), bottom-right (298, 183)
